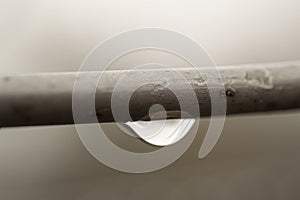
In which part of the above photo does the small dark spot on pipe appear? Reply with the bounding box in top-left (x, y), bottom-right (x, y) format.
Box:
top-left (11, 104), bottom-right (33, 122)
top-left (225, 88), bottom-right (236, 97)
top-left (48, 82), bottom-right (56, 89)
top-left (267, 102), bottom-right (278, 108)
top-left (3, 77), bottom-right (11, 82)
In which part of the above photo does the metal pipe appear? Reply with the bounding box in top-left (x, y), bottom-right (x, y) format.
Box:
top-left (0, 61), bottom-right (300, 127)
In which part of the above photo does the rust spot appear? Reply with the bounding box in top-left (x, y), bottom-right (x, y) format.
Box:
top-left (225, 89), bottom-right (236, 97)
top-left (221, 87), bottom-right (236, 97)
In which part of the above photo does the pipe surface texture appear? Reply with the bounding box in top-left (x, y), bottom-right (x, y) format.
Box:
top-left (0, 61), bottom-right (299, 127)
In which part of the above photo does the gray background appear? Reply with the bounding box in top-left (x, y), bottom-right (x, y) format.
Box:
top-left (0, 0), bottom-right (300, 199)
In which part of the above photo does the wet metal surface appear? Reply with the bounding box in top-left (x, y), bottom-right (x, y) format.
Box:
top-left (0, 61), bottom-right (300, 127)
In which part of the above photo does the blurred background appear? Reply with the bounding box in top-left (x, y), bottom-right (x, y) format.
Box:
top-left (0, 0), bottom-right (300, 199)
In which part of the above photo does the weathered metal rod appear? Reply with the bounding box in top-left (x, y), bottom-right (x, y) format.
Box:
top-left (0, 61), bottom-right (300, 127)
